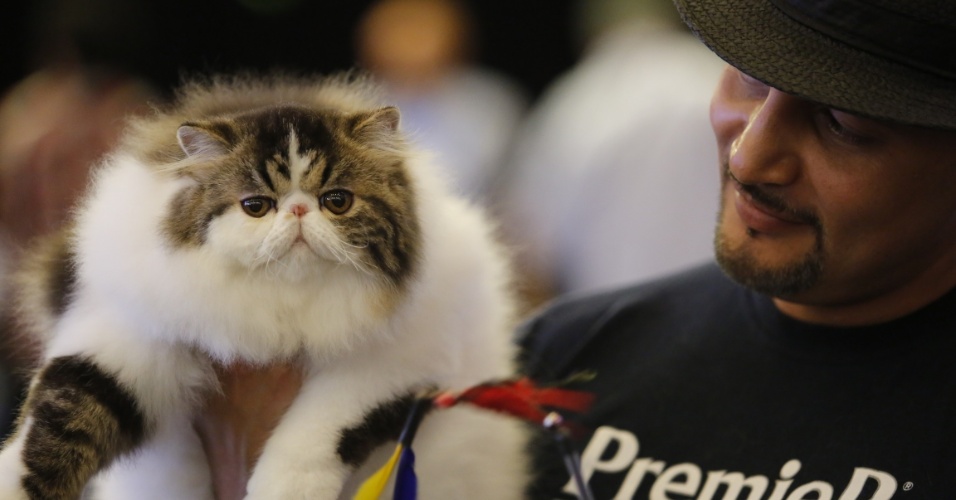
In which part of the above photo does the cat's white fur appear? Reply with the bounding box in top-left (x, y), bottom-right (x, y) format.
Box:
top-left (0, 124), bottom-right (528, 499)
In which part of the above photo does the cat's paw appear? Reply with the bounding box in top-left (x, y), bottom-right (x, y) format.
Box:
top-left (0, 478), bottom-right (28, 500)
top-left (244, 459), bottom-right (345, 500)
top-left (244, 477), bottom-right (342, 500)
top-left (0, 469), bottom-right (29, 500)
top-left (0, 485), bottom-right (28, 500)
top-left (0, 442), bottom-right (29, 500)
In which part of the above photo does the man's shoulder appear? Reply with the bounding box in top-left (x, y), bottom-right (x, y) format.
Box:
top-left (518, 262), bottom-right (735, 380)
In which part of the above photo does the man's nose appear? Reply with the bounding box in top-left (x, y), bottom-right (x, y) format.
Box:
top-left (728, 89), bottom-right (805, 187)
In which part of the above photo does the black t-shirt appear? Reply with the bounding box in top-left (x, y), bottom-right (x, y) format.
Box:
top-left (520, 263), bottom-right (956, 499)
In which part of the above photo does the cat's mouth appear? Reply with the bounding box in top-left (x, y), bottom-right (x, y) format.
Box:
top-left (289, 236), bottom-right (315, 255)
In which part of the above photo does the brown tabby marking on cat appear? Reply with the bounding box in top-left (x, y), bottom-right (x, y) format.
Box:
top-left (19, 356), bottom-right (147, 499)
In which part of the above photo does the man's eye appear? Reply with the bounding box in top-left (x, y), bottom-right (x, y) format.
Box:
top-left (821, 109), bottom-right (873, 146)
top-left (241, 196), bottom-right (275, 218)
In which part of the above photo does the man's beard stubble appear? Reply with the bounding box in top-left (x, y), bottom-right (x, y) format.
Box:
top-left (714, 167), bottom-right (826, 298)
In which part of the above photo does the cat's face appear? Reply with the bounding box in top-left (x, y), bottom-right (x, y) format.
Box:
top-left (162, 105), bottom-right (420, 287)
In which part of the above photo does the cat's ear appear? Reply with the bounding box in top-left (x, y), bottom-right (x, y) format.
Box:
top-left (177, 124), bottom-right (230, 161)
top-left (350, 106), bottom-right (401, 148)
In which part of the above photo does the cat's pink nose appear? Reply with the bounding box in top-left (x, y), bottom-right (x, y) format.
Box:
top-left (290, 204), bottom-right (309, 217)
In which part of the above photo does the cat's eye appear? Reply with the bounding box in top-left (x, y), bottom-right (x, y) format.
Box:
top-left (320, 190), bottom-right (354, 215)
top-left (240, 196), bottom-right (275, 218)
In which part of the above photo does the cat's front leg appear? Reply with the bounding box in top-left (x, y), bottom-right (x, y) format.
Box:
top-left (244, 369), bottom-right (415, 500)
top-left (0, 355), bottom-right (149, 500)
top-left (0, 314), bottom-right (211, 500)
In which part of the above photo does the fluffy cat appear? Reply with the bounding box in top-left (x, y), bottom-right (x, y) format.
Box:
top-left (0, 73), bottom-right (529, 499)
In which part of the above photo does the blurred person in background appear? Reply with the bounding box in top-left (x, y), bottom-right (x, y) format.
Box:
top-left (355, 0), bottom-right (528, 203)
top-left (0, 0), bottom-right (159, 436)
top-left (0, 0), bottom-right (158, 248)
top-left (496, 0), bottom-right (724, 305)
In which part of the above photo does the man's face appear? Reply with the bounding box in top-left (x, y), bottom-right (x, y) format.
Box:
top-left (710, 66), bottom-right (956, 316)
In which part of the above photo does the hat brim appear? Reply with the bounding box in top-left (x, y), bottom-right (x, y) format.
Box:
top-left (673, 0), bottom-right (956, 129)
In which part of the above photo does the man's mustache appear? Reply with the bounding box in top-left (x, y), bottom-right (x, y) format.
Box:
top-left (724, 166), bottom-right (819, 226)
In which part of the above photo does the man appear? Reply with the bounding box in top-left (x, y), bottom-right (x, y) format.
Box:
top-left (197, 0), bottom-right (956, 498)
top-left (521, 0), bottom-right (956, 498)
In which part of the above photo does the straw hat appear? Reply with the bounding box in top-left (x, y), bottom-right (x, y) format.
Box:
top-left (673, 0), bottom-right (956, 129)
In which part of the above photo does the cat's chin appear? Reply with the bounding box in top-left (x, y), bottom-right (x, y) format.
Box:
top-left (262, 250), bottom-right (322, 281)
top-left (287, 239), bottom-right (315, 258)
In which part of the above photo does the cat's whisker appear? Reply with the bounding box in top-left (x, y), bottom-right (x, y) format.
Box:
top-left (310, 233), bottom-right (375, 277)
top-left (340, 249), bottom-right (377, 277)
top-left (311, 230), bottom-right (359, 265)
top-left (339, 240), bottom-right (369, 250)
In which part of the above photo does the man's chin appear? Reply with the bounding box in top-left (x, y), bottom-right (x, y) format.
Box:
top-left (715, 231), bottom-right (824, 297)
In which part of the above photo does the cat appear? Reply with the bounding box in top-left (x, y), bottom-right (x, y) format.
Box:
top-left (0, 72), bottom-right (530, 499)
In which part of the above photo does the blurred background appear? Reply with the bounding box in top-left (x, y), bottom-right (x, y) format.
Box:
top-left (0, 0), bottom-right (578, 102)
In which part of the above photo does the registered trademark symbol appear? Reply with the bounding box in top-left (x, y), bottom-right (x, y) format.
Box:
top-left (903, 482), bottom-right (914, 491)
